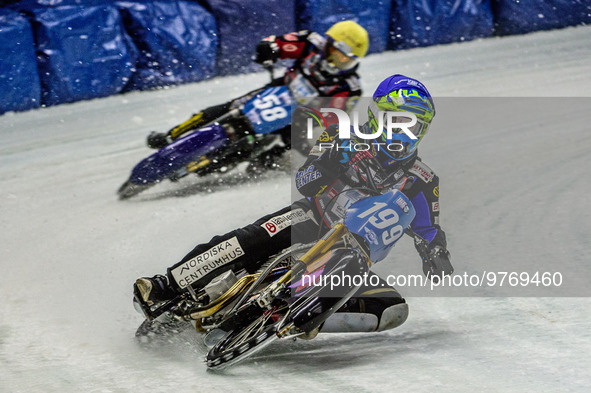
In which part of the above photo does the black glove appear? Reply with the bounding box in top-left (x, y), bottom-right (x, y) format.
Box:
top-left (255, 39), bottom-right (279, 65)
top-left (421, 246), bottom-right (453, 283)
top-left (414, 232), bottom-right (453, 283)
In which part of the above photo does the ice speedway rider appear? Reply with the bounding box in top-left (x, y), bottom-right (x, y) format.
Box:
top-left (134, 74), bottom-right (453, 336)
top-left (146, 20), bottom-right (369, 168)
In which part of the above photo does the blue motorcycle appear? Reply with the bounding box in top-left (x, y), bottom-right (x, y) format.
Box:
top-left (118, 82), bottom-right (301, 199)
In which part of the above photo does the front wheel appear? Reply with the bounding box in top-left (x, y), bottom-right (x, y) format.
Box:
top-left (206, 309), bottom-right (281, 370)
top-left (117, 179), bottom-right (155, 199)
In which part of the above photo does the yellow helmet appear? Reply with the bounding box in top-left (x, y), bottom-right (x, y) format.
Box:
top-left (325, 21), bottom-right (369, 59)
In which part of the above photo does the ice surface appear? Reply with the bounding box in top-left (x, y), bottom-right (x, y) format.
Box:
top-left (1, 26), bottom-right (590, 392)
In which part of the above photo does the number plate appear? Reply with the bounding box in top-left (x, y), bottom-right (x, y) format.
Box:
top-left (243, 86), bottom-right (293, 134)
top-left (344, 190), bottom-right (416, 263)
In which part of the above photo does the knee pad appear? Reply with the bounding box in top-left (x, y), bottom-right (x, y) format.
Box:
top-left (320, 301), bottom-right (409, 333)
top-left (376, 302), bottom-right (409, 331)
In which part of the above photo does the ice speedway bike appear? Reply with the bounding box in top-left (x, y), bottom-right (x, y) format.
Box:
top-left (133, 163), bottom-right (423, 370)
top-left (118, 67), bottom-right (321, 199)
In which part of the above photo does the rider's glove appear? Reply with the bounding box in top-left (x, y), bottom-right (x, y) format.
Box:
top-left (421, 246), bottom-right (453, 283)
top-left (255, 38), bottom-right (279, 65)
top-left (415, 231), bottom-right (453, 283)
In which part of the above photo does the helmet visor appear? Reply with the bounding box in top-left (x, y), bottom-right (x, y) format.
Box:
top-left (325, 41), bottom-right (359, 70)
top-left (390, 115), bottom-right (428, 139)
top-left (368, 101), bottom-right (429, 140)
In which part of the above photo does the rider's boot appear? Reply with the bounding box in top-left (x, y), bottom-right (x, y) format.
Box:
top-left (134, 274), bottom-right (176, 308)
top-left (146, 102), bottom-right (235, 149)
top-left (146, 132), bottom-right (173, 149)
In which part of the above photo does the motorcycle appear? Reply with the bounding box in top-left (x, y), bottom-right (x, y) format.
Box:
top-left (133, 181), bottom-right (417, 370)
top-left (118, 67), bottom-right (319, 199)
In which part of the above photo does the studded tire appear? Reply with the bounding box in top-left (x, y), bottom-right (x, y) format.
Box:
top-left (206, 313), bottom-right (280, 370)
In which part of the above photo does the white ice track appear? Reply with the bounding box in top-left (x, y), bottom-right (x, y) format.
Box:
top-left (1, 26), bottom-right (590, 392)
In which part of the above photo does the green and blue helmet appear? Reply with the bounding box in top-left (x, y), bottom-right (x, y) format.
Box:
top-left (367, 74), bottom-right (435, 165)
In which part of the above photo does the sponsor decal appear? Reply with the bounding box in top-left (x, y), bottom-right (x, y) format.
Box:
top-left (364, 227), bottom-right (379, 245)
top-left (283, 43), bottom-right (298, 52)
top-left (350, 150), bottom-right (373, 165)
top-left (318, 130), bottom-right (333, 142)
top-left (432, 202), bottom-right (439, 212)
top-left (392, 78), bottom-right (427, 91)
top-left (433, 186), bottom-right (439, 197)
top-left (264, 222), bottom-right (277, 234)
top-left (327, 187), bottom-right (338, 199)
top-left (396, 197), bottom-right (410, 213)
top-left (171, 237), bottom-right (244, 288)
top-left (261, 209), bottom-right (310, 237)
top-left (410, 162), bottom-right (434, 182)
top-left (295, 165), bottom-right (322, 189)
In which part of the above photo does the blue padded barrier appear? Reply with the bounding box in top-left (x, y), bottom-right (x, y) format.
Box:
top-left (204, 0), bottom-right (296, 75)
top-left (389, 0), bottom-right (494, 49)
top-left (117, 1), bottom-right (217, 91)
top-left (16, 3), bottom-right (138, 106)
top-left (493, 0), bottom-right (591, 36)
top-left (3, 0), bottom-right (590, 114)
top-left (0, 9), bottom-right (41, 114)
top-left (296, 0), bottom-right (392, 54)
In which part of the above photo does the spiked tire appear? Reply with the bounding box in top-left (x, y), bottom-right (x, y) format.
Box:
top-left (206, 311), bottom-right (281, 370)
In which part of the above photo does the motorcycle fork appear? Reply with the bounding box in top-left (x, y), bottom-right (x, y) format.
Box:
top-left (257, 223), bottom-right (370, 310)
top-left (280, 222), bottom-right (370, 285)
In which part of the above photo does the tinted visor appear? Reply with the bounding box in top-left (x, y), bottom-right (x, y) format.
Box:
top-left (389, 115), bottom-right (428, 139)
top-left (325, 41), bottom-right (358, 70)
top-left (368, 102), bottom-right (429, 140)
